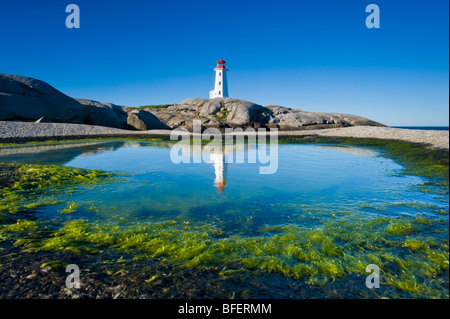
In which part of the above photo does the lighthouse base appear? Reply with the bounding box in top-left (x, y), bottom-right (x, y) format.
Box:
top-left (209, 90), bottom-right (223, 99)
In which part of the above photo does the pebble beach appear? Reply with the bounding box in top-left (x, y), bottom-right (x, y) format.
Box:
top-left (0, 121), bottom-right (448, 151)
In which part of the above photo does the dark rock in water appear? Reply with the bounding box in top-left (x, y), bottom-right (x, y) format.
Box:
top-left (127, 110), bottom-right (170, 130)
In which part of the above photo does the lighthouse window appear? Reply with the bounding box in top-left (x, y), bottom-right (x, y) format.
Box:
top-left (219, 81), bottom-right (221, 85)
top-left (219, 91), bottom-right (221, 94)
top-left (219, 72), bottom-right (221, 76)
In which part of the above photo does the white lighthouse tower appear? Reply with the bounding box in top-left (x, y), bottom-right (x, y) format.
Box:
top-left (209, 58), bottom-right (229, 99)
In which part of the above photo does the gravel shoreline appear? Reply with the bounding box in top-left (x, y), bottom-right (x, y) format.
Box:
top-left (0, 121), bottom-right (448, 151)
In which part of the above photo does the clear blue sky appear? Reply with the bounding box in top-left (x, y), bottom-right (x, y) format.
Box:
top-left (1, 0), bottom-right (448, 126)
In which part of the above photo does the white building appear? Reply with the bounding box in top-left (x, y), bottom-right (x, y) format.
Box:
top-left (209, 58), bottom-right (229, 99)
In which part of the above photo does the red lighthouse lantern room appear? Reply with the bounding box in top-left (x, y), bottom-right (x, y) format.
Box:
top-left (216, 58), bottom-right (227, 69)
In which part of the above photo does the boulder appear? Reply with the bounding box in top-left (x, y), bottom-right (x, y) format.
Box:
top-left (0, 73), bottom-right (129, 129)
top-left (331, 113), bottom-right (384, 127)
top-left (179, 98), bottom-right (208, 108)
top-left (127, 110), bottom-right (170, 130)
top-left (0, 73), bottom-right (87, 123)
top-left (226, 100), bottom-right (265, 126)
top-left (199, 98), bottom-right (224, 116)
top-left (264, 107), bottom-right (385, 131)
top-left (75, 98), bottom-right (127, 129)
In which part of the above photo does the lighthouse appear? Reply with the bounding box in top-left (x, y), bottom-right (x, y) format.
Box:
top-left (209, 58), bottom-right (229, 99)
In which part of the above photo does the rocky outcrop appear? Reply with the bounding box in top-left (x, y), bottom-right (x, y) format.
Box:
top-left (0, 73), bottom-right (87, 123)
top-left (1, 73), bottom-right (385, 131)
top-left (127, 110), bottom-right (170, 130)
top-left (0, 73), bottom-right (128, 129)
top-left (199, 98), bottom-right (223, 117)
top-left (149, 98), bottom-right (385, 131)
top-left (263, 105), bottom-right (383, 130)
top-left (225, 99), bottom-right (265, 126)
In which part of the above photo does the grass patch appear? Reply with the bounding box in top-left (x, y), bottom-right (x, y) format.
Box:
top-left (216, 109), bottom-right (231, 120)
top-left (127, 104), bottom-right (172, 110)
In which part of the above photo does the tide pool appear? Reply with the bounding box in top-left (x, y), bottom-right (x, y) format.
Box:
top-left (0, 140), bottom-right (448, 298)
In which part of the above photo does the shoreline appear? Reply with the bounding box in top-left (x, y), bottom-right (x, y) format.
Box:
top-left (0, 121), bottom-right (448, 152)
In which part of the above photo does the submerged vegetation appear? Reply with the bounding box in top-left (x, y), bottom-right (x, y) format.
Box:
top-left (1, 213), bottom-right (448, 298)
top-left (0, 163), bottom-right (112, 216)
top-left (0, 136), bottom-right (448, 298)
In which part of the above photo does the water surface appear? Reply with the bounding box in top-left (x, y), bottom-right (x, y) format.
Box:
top-left (0, 140), bottom-right (448, 298)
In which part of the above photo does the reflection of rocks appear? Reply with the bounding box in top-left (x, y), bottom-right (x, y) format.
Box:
top-left (318, 145), bottom-right (378, 156)
top-left (0, 142), bottom-right (109, 155)
top-left (123, 141), bottom-right (142, 148)
top-left (176, 141), bottom-right (256, 156)
top-left (0, 141), bottom-right (126, 165)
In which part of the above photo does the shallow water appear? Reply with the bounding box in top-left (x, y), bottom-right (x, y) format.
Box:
top-left (0, 140), bottom-right (448, 298)
top-left (1, 141), bottom-right (443, 228)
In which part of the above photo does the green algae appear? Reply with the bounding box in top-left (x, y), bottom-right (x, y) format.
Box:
top-left (25, 200), bottom-right (63, 210)
top-left (41, 260), bottom-right (68, 271)
top-left (386, 220), bottom-right (416, 235)
top-left (402, 239), bottom-right (428, 251)
top-left (59, 201), bottom-right (78, 214)
top-left (145, 275), bottom-right (160, 284)
top-left (0, 219), bottom-right (38, 234)
top-left (2, 211), bottom-right (446, 298)
top-left (216, 109), bottom-right (231, 120)
top-left (0, 163), bottom-right (112, 217)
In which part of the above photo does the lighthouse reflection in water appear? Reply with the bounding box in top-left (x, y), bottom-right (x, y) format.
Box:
top-left (210, 151), bottom-right (227, 193)
top-left (169, 142), bottom-right (262, 193)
